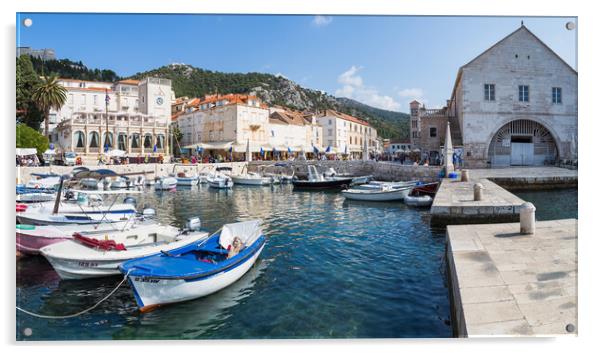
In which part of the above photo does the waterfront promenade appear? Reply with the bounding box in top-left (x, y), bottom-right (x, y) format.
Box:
top-left (447, 219), bottom-right (577, 337)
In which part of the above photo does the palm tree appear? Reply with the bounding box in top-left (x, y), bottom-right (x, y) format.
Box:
top-left (31, 75), bottom-right (67, 137)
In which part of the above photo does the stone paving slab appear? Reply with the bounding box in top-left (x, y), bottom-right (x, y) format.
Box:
top-left (431, 178), bottom-right (525, 225)
top-left (446, 219), bottom-right (577, 337)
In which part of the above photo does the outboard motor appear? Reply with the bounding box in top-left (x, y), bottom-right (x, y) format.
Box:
top-left (64, 190), bottom-right (75, 201)
top-left (124, 196), bottom-right (137, 205)
top-left (185, 217), bottom-right (202, 231)
top-left (142, 206), bottom-right (156, 217)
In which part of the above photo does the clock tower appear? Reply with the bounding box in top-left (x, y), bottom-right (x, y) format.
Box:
top-left (138, 77), bottom-right (173, 124)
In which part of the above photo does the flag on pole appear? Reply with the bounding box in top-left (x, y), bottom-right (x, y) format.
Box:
top-left (153, 144), bottom-right (158, 153)
top-left (287, 147), bottom-right (292, 153)
top-left (326, 145), bottom-right (331, 153)
top-left (260, 147), bottom-right (264, 156)
top-left (313, 146), bottom-right (319, 154)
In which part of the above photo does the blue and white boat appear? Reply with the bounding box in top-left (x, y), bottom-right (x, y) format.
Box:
top-left (119, 220), bottom-right (266, 312)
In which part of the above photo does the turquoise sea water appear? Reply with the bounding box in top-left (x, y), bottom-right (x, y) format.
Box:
top-left (512, 188), bottom-right (578, 221)
top-left (16, 184), bottom-right (452, 340)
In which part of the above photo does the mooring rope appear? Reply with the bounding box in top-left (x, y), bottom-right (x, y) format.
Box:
top-left (16, 270), bottom-right (132, 319)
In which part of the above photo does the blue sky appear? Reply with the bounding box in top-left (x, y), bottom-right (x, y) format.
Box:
top-left (17, 14), bottom-right (577, 113)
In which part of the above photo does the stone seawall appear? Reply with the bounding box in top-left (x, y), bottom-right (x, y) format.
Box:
top-left (248, 160), bottom-right (441, 182)
top-left (16, 162), bottom-right (248, 184)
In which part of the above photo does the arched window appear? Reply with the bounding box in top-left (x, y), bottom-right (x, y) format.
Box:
top-left (156, 134), bottom-right (165, 149)
top-left (143, 134), bottom-right (153, 149)
top-left (74, 131), bottom-right (85, 148)
top-left (103, 132), bottom-right (113, 149)
top-left (89, 131), bottom-right (99, 148)
top-left (117, 133), bottom-right (127, 151)
top-left (131, 133), bottom-right (140, 149)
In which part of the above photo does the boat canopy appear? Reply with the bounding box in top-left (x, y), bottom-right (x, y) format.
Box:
top-left (219, 219), bottom-right (262, 249)
top-left (72, 169), bottom-right (119, 179)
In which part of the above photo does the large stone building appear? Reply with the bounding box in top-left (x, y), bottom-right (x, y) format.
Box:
top-left (51, 77), bottom-right (174, 157)
top-left (316, 110), bottom-right (379, 158)
top-left (175, 94), bottom-right (272, 155)
top-left (411, 25), bottom-right (577, 167)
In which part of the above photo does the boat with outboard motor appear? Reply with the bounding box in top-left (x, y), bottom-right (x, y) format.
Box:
top-left (16, 212), bottom-right (154, 255)
top-left (16, 189), bottom-right (140, 225)
top-left (154, 175), bottom-right (178, 190)
top-left (292, 165), bottom-right (353, 191)
top-left (119, 219), bottom-right (266, 312)
top-left (41, 217), bottom-right (207, 280)
top-left (207, 173), bottom-right (234, 189)
top-left (341, 184), bottom-right (413, 202)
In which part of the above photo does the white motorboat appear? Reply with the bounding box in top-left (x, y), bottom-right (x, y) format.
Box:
top-left (16, 217), bottom-right (151, 255)
top-left (80, 178), bottom-right (103, 190)
top-left (198, 173), bottom-right (209, 184)
top-left (16, 189), bottom-right (140, 225)
top-left (25, 175), bottom-right (61, 190)
top-left (110, 176), bottom-right (129, 189)
top-left (231, 172), bottom-right (272, 186)
top-left (207, 173), bottom-right (234, 189)
top-left (341, 185), bottom-right (413, 202)
top-left (176, 172), bottom-right (199, 186)
top-left (16, 192), bottom-right (56, 203)
top-left (154, 176), bottom-right (178, 190)
top-left (40, 218), bottom-right (208, 280)
top-left (354, 180), bottom-right (417, 190)
top-left (404, 194), bottom-right (434, 207)
top-left (119, 220), bottom-right (266, 312)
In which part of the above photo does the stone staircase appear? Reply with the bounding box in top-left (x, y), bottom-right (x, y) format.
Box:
top-left (448, 115), bottom-right (463, 146)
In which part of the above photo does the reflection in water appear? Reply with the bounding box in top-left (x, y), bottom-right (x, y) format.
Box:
top-left (17, 184), bottom-right (452, 340)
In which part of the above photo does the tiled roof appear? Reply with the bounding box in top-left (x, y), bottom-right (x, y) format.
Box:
top-left (117, 79), bottom-right (140, 85)
top-left (321, 109), bottom-right (370, 127)
top-left (269, 109), bottom-right (308, 126)
top-left (65, 86), bottom-right (112, 93)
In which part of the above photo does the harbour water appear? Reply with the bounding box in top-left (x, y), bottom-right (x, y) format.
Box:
top-left (17, 184), bottom-right (452, 340)
top-left (513, 188), bottom-right (578, 221)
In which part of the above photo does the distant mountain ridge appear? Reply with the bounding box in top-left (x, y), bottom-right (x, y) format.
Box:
top-left (27, 58), bottom-right (409, 139)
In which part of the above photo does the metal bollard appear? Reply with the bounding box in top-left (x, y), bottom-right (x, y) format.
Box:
top-left (461, 169), bottom-right (470, 182)
top-left (474, 183), bottom-right (483, 201)
top-left (520, 202), bottom-right (536, 235)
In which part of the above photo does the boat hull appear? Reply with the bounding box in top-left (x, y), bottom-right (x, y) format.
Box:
top-left (176, 177), bottom-right (199, 186)
top-left (127, 244), bottom-right (265, 311)
top-left (231, 176), bottom-right (271, 186)
top-left (292, 178), bottom-right (353, 191)
top-left (16, 231), bottom-right (67, 255)
top-left (41, 232), bottom-right (208, 280)
top-left (404, 195), bottom-right (433, 207)
top-left (342, 187), bottom-right (411, 201)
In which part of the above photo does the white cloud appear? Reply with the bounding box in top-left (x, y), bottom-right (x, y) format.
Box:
top-left (334, 66), bottom-right (401, 111)
top-left (312, 15), bottom-right (333, 27)
top-left (398, 88), bottom-right (428, 107)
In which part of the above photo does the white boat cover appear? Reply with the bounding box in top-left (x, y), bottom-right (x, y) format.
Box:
top-left (219, 220), bottom-right (262, 249)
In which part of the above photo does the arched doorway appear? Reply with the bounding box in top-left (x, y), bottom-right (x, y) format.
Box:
top-left (488, 119), bottom-right (558, 167)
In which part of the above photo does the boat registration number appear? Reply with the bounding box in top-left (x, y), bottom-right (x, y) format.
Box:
top-left (134, 277), bottom-right (160, 283)
top-left (78, 261), bottom-right (99, 268)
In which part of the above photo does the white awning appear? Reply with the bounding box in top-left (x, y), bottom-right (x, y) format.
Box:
top-left (105, 149), bottom-right (126, 157)
top-left (184, 141), bottom-right (234, 150)
top-left (43, 149), bottom-right (56, 155)
top-left (16, 148), bottom-right (37, 156)
top-left (232, 142), bottom-right (271, 153)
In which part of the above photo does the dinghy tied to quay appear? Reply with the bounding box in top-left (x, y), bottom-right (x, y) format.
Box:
top-left (119, 219), bottom-right (266, 312)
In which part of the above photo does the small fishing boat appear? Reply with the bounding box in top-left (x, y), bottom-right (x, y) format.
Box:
top-left (25, 175), bottom-right (61, 190)
top-left (231, 172), bottom-right (272, 186)
top-left (110, 176), bottom-right (129, 189)
top-left (323, 168), bottom-right (372, 185)
top-left (411, 182), bottom-right (439, 198)
top-left (119, 220), bottom-right (266, 312)
top-left (207, 173), bottom-right (234, 189)
top-left (41, 217), bottom-right (208, 280)
top-left (341, 184), bottom-right (413, 202)
top-left (16, 189), bottom-right (140, 225)
top-left (404, 194), bottom-right (433, 207)
top-left (292, 166), bottom-right (353, 191)
top-left (16, 217), bottom-right (150, 255)
top-left (198, 173), bottom-right (209, 184)
top-left (80, 177), bottom-right (103, 190)
top-left (176, 172), bottom-right (199, 186)
top-left (16, 189), bottom-right (56, 203)
top-left (155, 176), bottom-right (178, 190)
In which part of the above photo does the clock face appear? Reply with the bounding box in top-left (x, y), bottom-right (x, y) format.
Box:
top-left (156, 97), bottom-right (164, 105)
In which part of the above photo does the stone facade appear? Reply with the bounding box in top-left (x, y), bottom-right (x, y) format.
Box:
top-left (411, 26), bottom-right (577, 168)
top-left (450, 25), bottom-right (577, 168)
